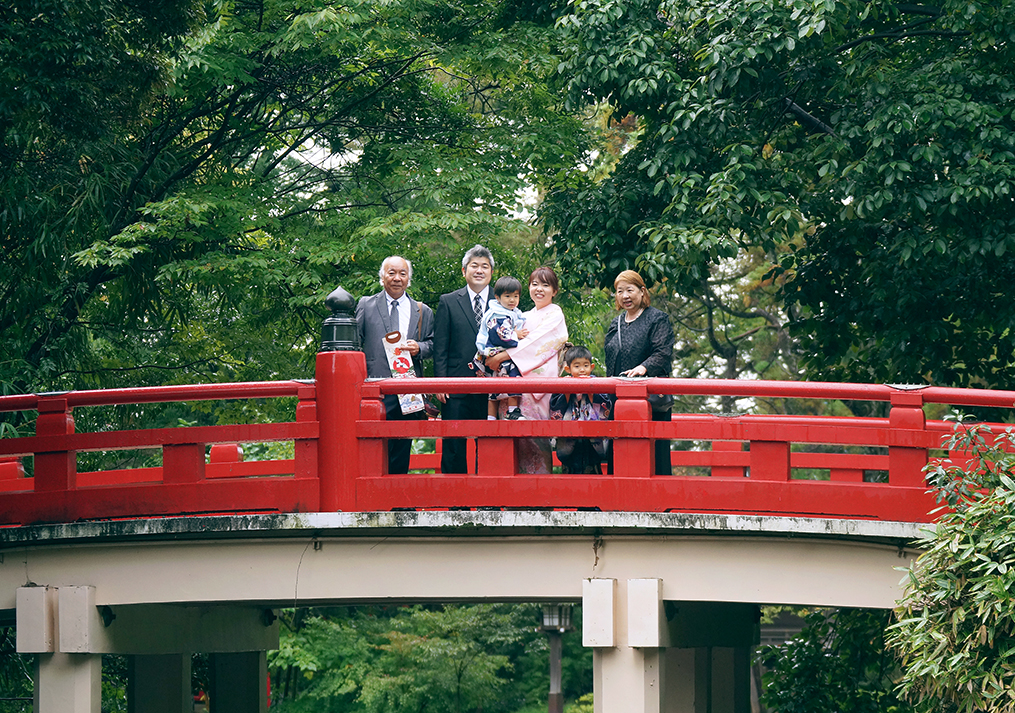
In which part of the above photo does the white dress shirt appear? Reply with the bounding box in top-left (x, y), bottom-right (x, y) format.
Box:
top-left (386, 293), bottom-right (410, 337)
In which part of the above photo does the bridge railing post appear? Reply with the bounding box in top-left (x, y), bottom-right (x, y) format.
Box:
top-left (294, 384), bottom-right (318, 480)
top-left (163, 444), bottom-right (206, 483)
top-left (34, 397), bottom-right (76, 492)
top-left (316, 350), bottom-right (367, 511)
top-left (749, 441), bottom-right (790, 481)
top-left (613, 382), bottom-right (652, 477)
top-left (359, 382), bottom-right (387, 476)
top-left (888, 390), bottom-right (928, 487)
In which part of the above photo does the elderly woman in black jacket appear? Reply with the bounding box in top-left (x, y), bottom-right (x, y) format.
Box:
top-left (604, 269), bottom-right (675, 475)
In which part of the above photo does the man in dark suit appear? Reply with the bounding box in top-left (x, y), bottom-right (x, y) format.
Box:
top-left (356, 256), bottom-right (434, 474)
top-left (433, 244), bottom-right (494, 474)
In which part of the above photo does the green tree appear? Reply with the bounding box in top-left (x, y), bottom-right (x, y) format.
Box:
top-left (268, 604), bottom-right (591, 713)
top-left (888, 420), bottom-right (1015, 712)
top-left (359, 606), bottom-right (512, 713)
top-left (546, 0), bottom-right (1015, 388)
top-left (758, 608), bottom-right (911, 713)
top-left (0, 627), bottom-right (32, 713)
top-left (1, 0), bottom-right (582, 403)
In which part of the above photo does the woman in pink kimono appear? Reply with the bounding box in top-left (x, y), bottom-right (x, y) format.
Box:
top-left (486, 267), bottom-right (568, 473)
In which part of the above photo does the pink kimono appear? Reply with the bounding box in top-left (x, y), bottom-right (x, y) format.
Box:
top-left (502, 303), bottom-right (568, 473)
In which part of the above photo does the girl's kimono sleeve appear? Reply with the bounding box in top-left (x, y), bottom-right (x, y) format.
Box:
top-left (508, 304), bottom-right (568, 377)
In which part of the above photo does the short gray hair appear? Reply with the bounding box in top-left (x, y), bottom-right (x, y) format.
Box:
top-left (462, 244), bottom-right (494, 270)
top-left (378, 256), bottom-right (413, 287)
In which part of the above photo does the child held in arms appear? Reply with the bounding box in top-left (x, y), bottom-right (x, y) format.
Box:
top-left (550, 344), bottom-right (613, 473)
top-left (472, 276), bottom-right (530, 420)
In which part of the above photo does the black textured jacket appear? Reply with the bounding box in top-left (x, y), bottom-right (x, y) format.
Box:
top-left (603, 307), bottom-right (675, 377)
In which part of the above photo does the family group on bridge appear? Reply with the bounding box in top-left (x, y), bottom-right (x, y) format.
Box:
top-left (354, 245), bottom-right (676, 477)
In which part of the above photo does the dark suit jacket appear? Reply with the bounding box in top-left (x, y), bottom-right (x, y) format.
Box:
top-left (434, 286), bottom-right (487, 379)
top-left (356, 290), bottom-right (434, 379)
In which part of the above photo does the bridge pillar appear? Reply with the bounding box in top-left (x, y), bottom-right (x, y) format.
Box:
top-left (209, 651), bottom-right (268, 713)
top-left (34, 652), bottom-right (101, 713)
top-left (584, 578), bottom-right (666, 713)
top-left (17, 585), bottom-right (101, 713)
top-left (584, 580), bottom-right (756, 713)
top-left (661, 603), bottom-right (757, 713)
top-left (127, 654), bottom-right (191, 713)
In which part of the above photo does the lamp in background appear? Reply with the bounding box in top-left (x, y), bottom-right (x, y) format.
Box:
top-left (540, 604), bottom-right (573, 713)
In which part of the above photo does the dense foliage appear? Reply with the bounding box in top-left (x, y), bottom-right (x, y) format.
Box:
top-left (888, 421), bottom-right (1015, 712)
top-left (758, 608), bottom-right (911, 713)
top-left (547, 0), bottom-right (1015, 388)
top-left (1, 0), bottom-right (582, 406)
top-left (267, 604), bottom-right (591, 713)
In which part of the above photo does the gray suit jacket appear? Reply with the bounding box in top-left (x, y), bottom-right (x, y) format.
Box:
top-left (356, 290), bottom-right (435, 379)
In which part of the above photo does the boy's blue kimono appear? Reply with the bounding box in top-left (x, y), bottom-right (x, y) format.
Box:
top-left (471, 300), bottom-right (525, 398)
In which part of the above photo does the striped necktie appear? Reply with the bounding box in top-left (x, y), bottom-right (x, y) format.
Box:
top-left (473, 293), bottom-right (483, 326)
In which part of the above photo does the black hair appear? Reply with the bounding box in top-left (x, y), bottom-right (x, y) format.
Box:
top-left (494, 276), bottom-right (522, 297)
top-left (563, 344), bottom-right (593, 365)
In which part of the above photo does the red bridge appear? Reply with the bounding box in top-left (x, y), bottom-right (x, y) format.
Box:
top-left (0, 349), bottom-right (1003, 527)
top-left (4, 348), bottom-right (1009, 713)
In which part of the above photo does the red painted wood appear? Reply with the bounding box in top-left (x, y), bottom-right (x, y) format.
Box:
top-left (0, 477), bottom-right (33, 493)
top-left (209, 444), bottom-right (243, 463)
top-left (477, 438), bottom-right (518, 476)
top-left (0, 423), bottom-right (317, 458)
top-left (610, 382), bottom-right (652, 477)
top-left (34, 398), bottom-right (76, 492)
top-left (316, 351), bottom-right (367, 510)
top-left (356, 415), bottom-right (939, 449)
top-left (889, 391), bottom-right (929, 487)
top-left (163, 444), bottom-right (206, 484)
top-left (710, 441), bottom-right (745, 478)
top-left (80, 468), bottom-right (162, 486)
top-left (0, 477), bottom-right (319, 526)
top-left (830, 469), bottom-right (865, 482)
top-left (295, 385), bottom-right (318, 480)
top-left (358, 382), bottom-right (387, 478)
top-left (750, 441), bottom-right (791, 481)
top-left (5, 366), bottom-right (1015, 526)
top-left (353, 475), bottom-right (937, 521)
top-left (0, 457), bottom-right (25, 480)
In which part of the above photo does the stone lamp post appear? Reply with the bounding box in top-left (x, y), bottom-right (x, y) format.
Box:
top-left (540, 604), bottom-right (573, 713)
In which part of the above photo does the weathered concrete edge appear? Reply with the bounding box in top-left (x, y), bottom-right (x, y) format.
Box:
top-left (0, 511), bottom-right (932, 548)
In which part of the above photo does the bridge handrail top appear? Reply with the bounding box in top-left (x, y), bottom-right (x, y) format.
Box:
top-left (3, 376), bottom-right (1015, 413)
top-left (379, 377), bottom-right (893, 399)
top-left (377, 376), bottom-right (1015, 409)
top-left (0, 380), bottom-right (309, 413)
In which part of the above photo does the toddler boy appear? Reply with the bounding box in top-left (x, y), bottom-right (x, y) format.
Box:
top-left (473, 276), bottom-right (529, 419)
top-left (550, 345), bottom-right (613, 473)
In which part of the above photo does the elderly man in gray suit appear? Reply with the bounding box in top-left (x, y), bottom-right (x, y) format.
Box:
top-left (356, 255), bottom-right (435, 474)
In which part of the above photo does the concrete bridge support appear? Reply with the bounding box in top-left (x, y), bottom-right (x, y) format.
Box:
top-left (128, 655), bottom-right (191, 713)
top-left (584, 579), bottom-right (757, 713)
top-left (16, 586), bottom-right (277, 713)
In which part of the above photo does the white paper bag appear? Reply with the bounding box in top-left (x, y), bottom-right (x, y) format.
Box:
top-left (383, 331), bottom-right (424, 415)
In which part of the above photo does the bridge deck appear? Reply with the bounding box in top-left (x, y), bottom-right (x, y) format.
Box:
top-left (0, 511), bottom-right (925, 613)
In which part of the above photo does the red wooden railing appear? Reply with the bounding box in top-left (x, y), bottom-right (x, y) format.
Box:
top-left (0, 350), bottom-right (1011, 526)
